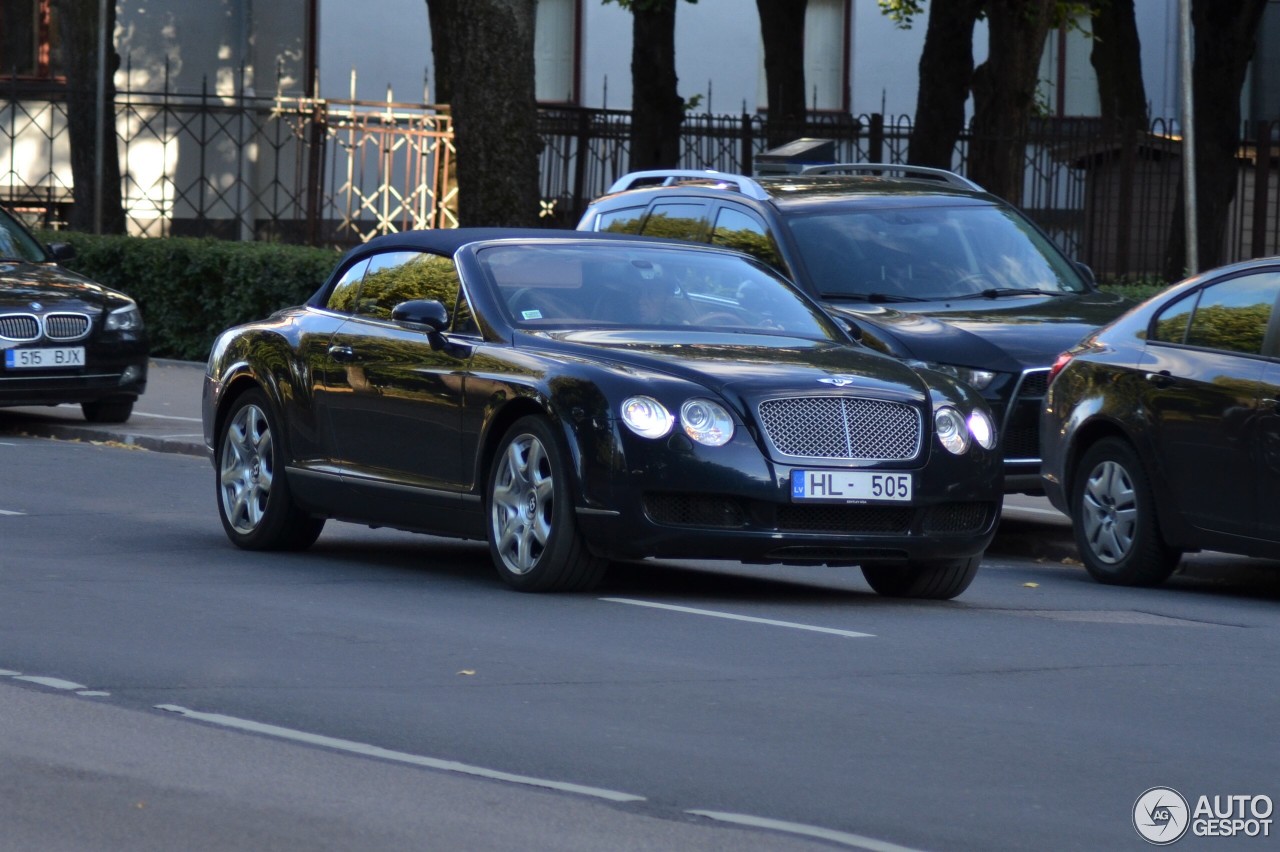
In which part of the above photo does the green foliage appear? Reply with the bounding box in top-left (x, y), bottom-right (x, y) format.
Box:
top-left (1099, 276), bottom-right (1172, 304)
top-left (38, 231), bottom-right (340, 361)
top-left (877, 0), bottom-right (925, 29)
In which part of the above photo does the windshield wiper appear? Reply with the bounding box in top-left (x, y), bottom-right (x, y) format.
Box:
top-left (821, 292), bottom-right (930, 303)
top-left (956, 287), bottom-right (1061, 300)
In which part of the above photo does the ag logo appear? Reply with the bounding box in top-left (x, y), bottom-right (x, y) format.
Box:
top-left (1134, 787), bottom-right (1190, 844)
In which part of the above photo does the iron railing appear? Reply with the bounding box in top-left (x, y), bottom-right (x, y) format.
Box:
top-left (4, 70), bottom-right (1280, 280)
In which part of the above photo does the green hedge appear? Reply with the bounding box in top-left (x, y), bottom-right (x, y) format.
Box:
top-left (37, 231), bottom-right (341, 362)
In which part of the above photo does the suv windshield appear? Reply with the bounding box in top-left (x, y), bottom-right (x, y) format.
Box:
top-left (786, 204), bottom-right (1086, 301)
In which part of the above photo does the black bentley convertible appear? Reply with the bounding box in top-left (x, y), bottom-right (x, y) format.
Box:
top-left (202, 229), bottom-right (1003, 598)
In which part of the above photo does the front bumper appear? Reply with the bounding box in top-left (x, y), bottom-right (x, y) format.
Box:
top-left (577, 429), bottom-right (1003, 566)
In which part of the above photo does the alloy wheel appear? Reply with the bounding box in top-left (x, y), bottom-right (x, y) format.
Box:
top-left (490, 433), bottom-right (554, 575)
top-left (220, 403), bottom-right (274, 535)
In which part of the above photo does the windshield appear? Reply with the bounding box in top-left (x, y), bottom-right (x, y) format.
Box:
top-left (477, 242), bottom-right (844, 340)
top-left (786, 204), bottom-right (1087, 300)
top-left (0, 207), bottom-right (50, 262)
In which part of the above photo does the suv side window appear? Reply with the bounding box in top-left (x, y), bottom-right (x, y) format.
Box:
top-left (640, 201), bottom-right (710, 241)
top-left (711, 205), bottom-right (784, 271)
top-left (595, 206), bottom-right (646, 234)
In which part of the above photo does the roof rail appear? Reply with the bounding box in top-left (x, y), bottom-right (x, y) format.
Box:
top-left (607, 169), bottom-right (771, 200)
top-left (798, 163), bottom-right (985, 192)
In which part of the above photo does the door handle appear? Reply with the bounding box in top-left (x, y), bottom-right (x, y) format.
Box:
top-left (1143, 370), bottom-right (1174, 388)
top-left (328, 344), bottom-right (356, 363)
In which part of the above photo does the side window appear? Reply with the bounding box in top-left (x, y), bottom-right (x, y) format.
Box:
top-left (355, 251), bottom-right (463, 323)
top-left (324, 258), bottom-right (370, 314)
top-left (595, 206), bottom-right (647, 234)
top-left (1183, 272), bottom-right (1277, 355)
top-left (1150, 292), bottom-right (1195, 344)
top-left (711, 205), bottom-right (784, 271)
top-left (640, 202), bottom-right (710, 242)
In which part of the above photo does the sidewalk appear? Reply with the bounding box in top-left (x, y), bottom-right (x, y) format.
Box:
top-left (0, 358), bottom-right (207, 457)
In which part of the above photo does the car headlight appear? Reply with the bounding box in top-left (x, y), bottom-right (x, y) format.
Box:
top-left (105, 303), bottom-right (143, 331)
top-left (621, 396), bottom-right (674, 438)
top-left (935, 406), bottom-right (971, 455)
top-left (967, 408), bottom-right (996, 450)
top-left (910, 360), bottom-right (996, 390)
top-left (680, 399), bottom-right (734, 446)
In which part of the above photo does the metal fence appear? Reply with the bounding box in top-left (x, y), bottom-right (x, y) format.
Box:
top-left (4, 72), bottom-right (1279, 280)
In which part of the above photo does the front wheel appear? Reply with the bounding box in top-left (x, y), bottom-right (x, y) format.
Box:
top-left (216, 388), bottom-right (324, 551)
top-left (862, 556), bottom-right (981, 600)
top-left (486, 416), bottom-right (607, 592)
top-left (1072, 437), bottom-right (1180, 586)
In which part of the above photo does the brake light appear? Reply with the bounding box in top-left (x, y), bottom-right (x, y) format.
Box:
top-left (1047, 351), bottom-right (1073, 385)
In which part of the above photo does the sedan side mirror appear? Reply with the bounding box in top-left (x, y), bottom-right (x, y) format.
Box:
top-left (46, 242), bottom-right (76, 262)
top-left (392, 299), bottom-right (450, 349)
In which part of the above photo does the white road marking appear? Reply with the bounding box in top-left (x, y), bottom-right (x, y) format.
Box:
top-left (600, 598), bottom-right (874, 638)
top-left (0, 509), bottom-right (25, 516)
top-left (132, 411), bottom-right (202, 423)
top-left (1002, 505), bottom-right (1067, 519)
top-left (154, 704), bottom-right (646, 803)
top-left (688, 811), bottom-right (930, 851)
top-left (14, 675), bottom-right (87, 690)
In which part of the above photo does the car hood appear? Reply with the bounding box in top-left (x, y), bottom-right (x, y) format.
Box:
top-left (0, 261), bottom-right (118, 311)
top-left (826, 290), bottom-right (1132, 372)
top-left (535, 329), bottom-right (931, 401)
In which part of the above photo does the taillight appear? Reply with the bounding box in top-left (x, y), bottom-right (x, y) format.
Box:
top-left (1047, 351), bottom-right (1073, 385)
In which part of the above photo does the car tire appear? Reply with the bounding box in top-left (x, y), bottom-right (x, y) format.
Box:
top-left (486, 416), bottom-right (607, 592)
top-left (216, 388), bottom-right (324, 551)
top-left (81, 397), bottom-right (134, 423)
top-left (1072, 437), bottom-right (1180, 586)
top-left (862, 555), bottom-right (981, 600)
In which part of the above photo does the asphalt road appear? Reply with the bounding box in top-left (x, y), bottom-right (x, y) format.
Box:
top-left (2, 385), bottom-right (1278, 851)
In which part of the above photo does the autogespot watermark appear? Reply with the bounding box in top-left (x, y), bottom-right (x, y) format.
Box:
top-left (1133, 787), bottom-right (1274, 844)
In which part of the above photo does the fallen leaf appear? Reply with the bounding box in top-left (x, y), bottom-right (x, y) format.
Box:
top-left (1022, 582), bottom-right (1039, 588)
top-left (458, 669), bottom-right (476, 676)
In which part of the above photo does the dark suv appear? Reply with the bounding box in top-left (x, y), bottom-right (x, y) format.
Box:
top-left (578, 165), bottom-right (1131, 492)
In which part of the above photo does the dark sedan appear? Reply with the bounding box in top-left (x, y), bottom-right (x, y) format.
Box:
top-left (0, 206), bottom-right (148, 422)
top-left (1042, 257), bottom-right (1280, 585)
top-left (203, 229), bottom-right (1003, 598)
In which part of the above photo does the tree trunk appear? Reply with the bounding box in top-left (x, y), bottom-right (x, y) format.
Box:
top-left (629, 1), bottom-right (683, 171)
top-left (1089, 0), bottom-right (1148, 132)
top-left (53, 0), bottom-right (125, 234)
top-left (1164, 0), bottom-right (1267, 278)
top-left (424, 0), bottom-right (457, 104)
top-left (435, 0), bottom-right (541, 227)
top-left (968, 0), bottom-right (1055, 205)
top-left (907, 0), bottom-right (982, 169)
top-left (755, 0), bottom-right (808, 149)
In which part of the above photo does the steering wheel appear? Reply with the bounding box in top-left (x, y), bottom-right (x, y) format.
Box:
top-left (697, 311), bottom-right (744, 327)
top-left (507, 287), bottom-right (543, 318)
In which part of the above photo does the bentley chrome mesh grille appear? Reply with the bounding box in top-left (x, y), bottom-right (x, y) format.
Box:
top-left (757, 396), bottom-right (921, 460)
top-left (44, 313), bottom-right (91, 341)
top-left (0, 313), bottom-right (40, 341)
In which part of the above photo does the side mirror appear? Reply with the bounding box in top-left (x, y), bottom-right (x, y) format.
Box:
top-left (392, 299), bottom-right (449, 349)
top-left (1073, 261), bottom-right (1097, 288)
top-left (840, 316), bottom-right (864, 342)
top-left (47, 243), bottom-right (76, 262)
